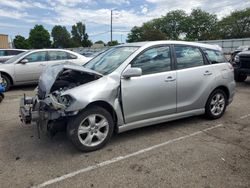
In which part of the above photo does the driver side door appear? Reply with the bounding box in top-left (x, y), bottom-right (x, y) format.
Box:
top-left (121, 45), bottom-right (177, 124)
top-left (14, 51), bottom-right (47, 83)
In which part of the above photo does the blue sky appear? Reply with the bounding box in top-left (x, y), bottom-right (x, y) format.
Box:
top-left (0, 0), bottom-right (249, 43)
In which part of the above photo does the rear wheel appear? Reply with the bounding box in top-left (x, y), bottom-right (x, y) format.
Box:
top-left (67, 106), bottom-right (114, 152)
top-left (234, 73), bottom-right (247, 82)
top-left (1, 74), bottom-right (11, 91)
top-left (205, 89), bottom-right (227, 119)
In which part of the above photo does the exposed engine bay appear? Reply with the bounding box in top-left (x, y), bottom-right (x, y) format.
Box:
top-left (37, 63), bottom-right (103, 101)
top-left (51, 69), bottom-right (101, 92)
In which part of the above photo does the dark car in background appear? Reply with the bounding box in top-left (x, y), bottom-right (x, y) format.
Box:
top-left (230, 46), bottom-right (250, 63)
top-left (233, 51), bottom-right (250, 82)
top-left (0, 49), bottom-right (27, 63)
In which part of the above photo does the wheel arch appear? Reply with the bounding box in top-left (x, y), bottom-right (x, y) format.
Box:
top-left (85, 100), bottom-right (118, 132)
top-left (0, 71), bottom-right (13, 85)
top-left (208, 85), bottom-right (230, 105)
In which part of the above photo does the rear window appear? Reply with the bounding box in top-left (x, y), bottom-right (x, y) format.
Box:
top-left (48, 51), bottom-right (68, 61)
top-left (203, 49), bottom-right (227, 64)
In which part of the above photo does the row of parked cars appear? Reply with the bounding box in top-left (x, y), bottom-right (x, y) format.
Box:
top-left (0, 49), bottom-right (91, 90)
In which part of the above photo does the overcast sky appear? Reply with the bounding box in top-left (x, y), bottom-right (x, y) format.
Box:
top-left (0, 0), bottom-right (249, 43)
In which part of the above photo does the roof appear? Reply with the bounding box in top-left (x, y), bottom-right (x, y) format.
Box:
top-left (120, 40), bottom-right (222, 51)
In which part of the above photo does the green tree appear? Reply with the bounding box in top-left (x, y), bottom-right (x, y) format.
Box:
top-left (29, 25), bottom-right (51, 49)
top-left (71, 22), bottom-right (92, 47)
top-left (127, 22), bottom-right (167, 42)
top-left (13, 35), bottom-right (30, 49)
top-left (51, 25), bottom-right (71, 48)
top-left (218, 8), bottom-right (250, 39)
top-left (95, 40), bottom-right (105, 44)
top-left (185, 9), bottom-right (218, 40)
top-left (160, 10), bottom-right (188, 40)
top-left (127, 26), bottom-right (143, 42)
top-left (107, 40), bottom-right (119, 46)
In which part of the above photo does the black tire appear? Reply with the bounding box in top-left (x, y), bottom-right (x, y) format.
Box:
top-left (205, 89), bottom-right (227, 119)
top-left (67, 106), bottom-right (114, 152)
top-left (1, 74), bottom-right (11, 91)
top-left (234, 73), bottom-right (247, 82)
top-left (0, 94), bottom-right (3, 103)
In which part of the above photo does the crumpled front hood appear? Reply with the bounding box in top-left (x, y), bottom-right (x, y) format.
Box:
top-left (38, 62), bottom-right (103, 97)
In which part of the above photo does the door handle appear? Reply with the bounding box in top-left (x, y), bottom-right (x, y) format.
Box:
top-left (165, 76), bottom-right (176, 82)
top-left (39, 64), bottom-right (46, 66)
top-left (204, 71), bottom-right (212, 76)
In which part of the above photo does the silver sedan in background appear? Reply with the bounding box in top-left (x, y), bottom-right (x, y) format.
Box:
top-left (0, 49), bottom-right (90, 90)
top-left (20, 41), bottom-right (235, 152)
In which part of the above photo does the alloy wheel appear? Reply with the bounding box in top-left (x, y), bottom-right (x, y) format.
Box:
top-left (77, 114), bottom-right (109, 147)
top-left (210, 93), bottom-right (225, 116)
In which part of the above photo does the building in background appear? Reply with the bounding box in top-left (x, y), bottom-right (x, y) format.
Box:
top-left (0, 34), bottom-right (9, 48)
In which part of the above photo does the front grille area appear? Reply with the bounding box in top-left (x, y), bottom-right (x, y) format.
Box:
top-left (240, 56), bottom-right (250, 69)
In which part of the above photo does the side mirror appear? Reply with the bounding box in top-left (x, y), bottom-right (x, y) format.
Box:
top-left (20, 59), bottom-right (28, 64)
top-left (122, 67), bottom-right (142, 79)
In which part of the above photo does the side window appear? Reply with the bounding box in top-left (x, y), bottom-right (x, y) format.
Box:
top-left (48, 51), bottom-right (68, 61)
top-left (131, 46), bottom-right (171, 75)
top-left (7, 50), bottom-right (23, 55)
top-left (175, 45), bottom-right (204, 69)
top-left (203, 49), bottom-right (227, 64)
top-left (0, 50), bottom-right (6, 56)
top-left (67, 52), bottom-right (77, 59)
top-left (24, 51), bottom-right (47, 63)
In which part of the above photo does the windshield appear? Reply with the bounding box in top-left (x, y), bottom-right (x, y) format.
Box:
top-left (4, 51), bottom-right (30, 64)
top-left (84, 46), bottom-right (139, 75)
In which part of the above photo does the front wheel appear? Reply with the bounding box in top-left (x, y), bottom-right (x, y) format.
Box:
top-left (1, 74), bottom-right (11, 91)
top-left (67, 106), bottom-right (114, 152)
top-left (205, 89), bottom-right (227, 119)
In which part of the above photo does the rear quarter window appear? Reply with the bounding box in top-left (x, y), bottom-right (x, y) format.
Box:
top-left (203, 49), bottom-right (227, 64)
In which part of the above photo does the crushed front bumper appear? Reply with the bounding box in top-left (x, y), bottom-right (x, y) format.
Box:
top-left (20, 96), bottom-right (76, 135)
top-left (20, 96), bottom-right (51, 134)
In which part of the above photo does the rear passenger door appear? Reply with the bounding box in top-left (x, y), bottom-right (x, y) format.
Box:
top-left (174, 45), bottom-right (215, 113)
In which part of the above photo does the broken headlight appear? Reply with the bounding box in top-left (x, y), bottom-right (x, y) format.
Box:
top-left (57, 95), bottom-right (73, 107)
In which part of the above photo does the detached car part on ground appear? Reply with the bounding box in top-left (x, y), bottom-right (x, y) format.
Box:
top-left (20, 41), bottom-right (235, 152)
top-left (233, 50), bottom-right (250, 82)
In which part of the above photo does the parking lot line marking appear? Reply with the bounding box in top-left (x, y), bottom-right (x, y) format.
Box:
top-left (32, 123), bottom-right (223, 188)
top-left (240, 114), bottom-right (250, 119)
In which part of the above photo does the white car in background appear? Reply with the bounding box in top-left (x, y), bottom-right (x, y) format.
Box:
top-left (0, 49), bottom-right (27, 63)
top-left (0, 49), bottom-right (90, 90)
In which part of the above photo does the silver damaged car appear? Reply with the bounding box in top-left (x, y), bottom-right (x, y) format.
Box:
top-left (20, 41), bottom-right (235, 152)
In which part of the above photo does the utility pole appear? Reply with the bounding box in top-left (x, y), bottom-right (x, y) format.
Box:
top-left (110, 10), bottom-right (113, 44)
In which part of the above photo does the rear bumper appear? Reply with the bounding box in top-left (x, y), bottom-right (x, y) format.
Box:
top-left (227, 80), bottom-right (236, 105)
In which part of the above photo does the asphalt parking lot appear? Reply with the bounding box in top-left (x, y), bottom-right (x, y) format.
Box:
top-left (0, 80), bottom-right (250, 188)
